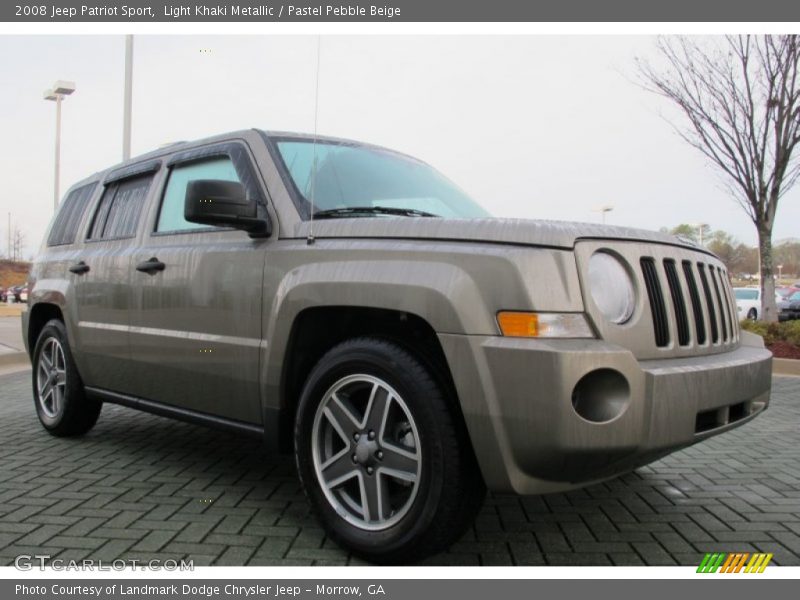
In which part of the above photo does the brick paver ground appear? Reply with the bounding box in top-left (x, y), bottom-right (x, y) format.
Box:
top-left (0, 371), bottom-right (798, 566)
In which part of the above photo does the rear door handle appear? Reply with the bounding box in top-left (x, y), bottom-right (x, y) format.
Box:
top-left (69, 261), bottom-right (90, 275)
top-left (136, 257), bottom-right (166, 274)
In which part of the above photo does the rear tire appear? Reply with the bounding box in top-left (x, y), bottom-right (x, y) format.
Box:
top-left (294, 337), bottom-right (485, 564)
top-left (747, 308), bottom-right (758, 320)
top-left (32, 319), bottom-right (101, 436)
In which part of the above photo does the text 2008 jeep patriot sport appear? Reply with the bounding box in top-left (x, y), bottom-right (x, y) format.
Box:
top-left (23, 129), bottom-right (772, 563)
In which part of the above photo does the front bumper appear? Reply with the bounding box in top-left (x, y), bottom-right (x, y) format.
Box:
top-left (439, 331), bottom-right (772, 494)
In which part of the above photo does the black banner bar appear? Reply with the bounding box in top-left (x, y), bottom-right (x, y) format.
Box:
top-left (4, 579), bottom-right (800, 600)
top-left (3, 0), bottom-right (800, 23)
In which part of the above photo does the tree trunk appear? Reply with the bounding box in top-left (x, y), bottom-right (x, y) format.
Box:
top-left (758, 225), bottom-right (778, 322)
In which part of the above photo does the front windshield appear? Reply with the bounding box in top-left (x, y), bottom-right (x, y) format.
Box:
top-left (274, 139), bottom-right (490, 219)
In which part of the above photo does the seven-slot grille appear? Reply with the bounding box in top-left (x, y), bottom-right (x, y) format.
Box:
top-left (640, 256), bottom-right (738, 349)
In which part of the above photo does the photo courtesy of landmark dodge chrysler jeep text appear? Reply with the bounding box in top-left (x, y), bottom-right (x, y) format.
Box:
top-left (22, 130), bottom-right (772, 563)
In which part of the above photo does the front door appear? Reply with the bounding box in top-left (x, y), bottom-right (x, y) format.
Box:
top-left (126, 145), bottom-right (268, 424)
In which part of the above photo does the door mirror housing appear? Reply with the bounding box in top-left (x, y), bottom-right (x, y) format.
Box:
top-left (184, 179), bottom-right (270, 237)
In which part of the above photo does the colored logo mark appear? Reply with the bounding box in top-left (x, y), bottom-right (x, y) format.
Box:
top-left (697, 552), bottom-right (773, 573)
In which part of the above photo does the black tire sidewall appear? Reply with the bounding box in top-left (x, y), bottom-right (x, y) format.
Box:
top-left (295, 340), bottom-right (448, 559)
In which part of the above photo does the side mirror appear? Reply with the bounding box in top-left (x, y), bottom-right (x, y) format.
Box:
top-left (185, 179), bottom-right (269, 236)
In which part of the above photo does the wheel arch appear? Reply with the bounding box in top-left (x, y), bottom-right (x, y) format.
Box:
top-left (274, 306), bottom-right (469, 454)
top-left (26, 302), bottom-right (66, 358)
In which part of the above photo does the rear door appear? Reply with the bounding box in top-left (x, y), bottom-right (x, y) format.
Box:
top-left (126, 142), bottom-right (269, 424)
top-left (71, 164), bottom-right (160, 393)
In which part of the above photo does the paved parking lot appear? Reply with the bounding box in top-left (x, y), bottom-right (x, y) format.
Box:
top-left (0, 369), bottom-right (798, 567)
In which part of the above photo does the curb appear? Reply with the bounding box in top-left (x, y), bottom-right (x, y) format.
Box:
top-left (773, 357), bottom-right (800, 377)
top-left (0, 351), bottom-right (28, 368)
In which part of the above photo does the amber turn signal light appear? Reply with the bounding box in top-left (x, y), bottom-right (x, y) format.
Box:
top-left (497, 312), bottom-right (540, 337)
top-left (496, 311), bottom-right (595, 338)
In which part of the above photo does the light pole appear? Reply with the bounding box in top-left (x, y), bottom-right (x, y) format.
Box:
top-left (593, 205), bottom-right (614, 224)
top-left (123, 35), bottom-right (133, 161)
top-left (43, 80), bottom-right (76, 211)
top-left (694, 222), bottom-right (708, 246)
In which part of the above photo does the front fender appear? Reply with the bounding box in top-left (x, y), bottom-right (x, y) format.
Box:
top-left (261, 258), bottom-right (497, 407)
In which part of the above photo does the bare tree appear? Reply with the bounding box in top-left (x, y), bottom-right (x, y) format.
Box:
top-left (638, 35), bottom-right (800, 322)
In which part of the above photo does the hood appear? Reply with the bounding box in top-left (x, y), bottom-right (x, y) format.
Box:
top-left (290, 217), bottom-right (706, 252)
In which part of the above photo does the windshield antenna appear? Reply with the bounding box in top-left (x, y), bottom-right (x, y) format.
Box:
top-left (308, 35), bottom-right (322, 246)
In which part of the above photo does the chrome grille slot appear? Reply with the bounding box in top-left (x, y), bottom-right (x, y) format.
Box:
top-left (697, 263), bottom-right (720, 344)
top-left (709, 265), bottom-right (729, 342)
top-left (664, 259), bottom-right (690, 346)
top-left (640, 257), bottom-right (670, 347)
top-left (682, 260), bottom-right (706, 345)
top-left (719, 268), bottom-right (738, 343)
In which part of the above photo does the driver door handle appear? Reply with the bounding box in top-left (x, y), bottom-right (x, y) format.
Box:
top-left (69, 261), bottom-right (90, 275)
top-left (136, 257), bottom-right (166, 274)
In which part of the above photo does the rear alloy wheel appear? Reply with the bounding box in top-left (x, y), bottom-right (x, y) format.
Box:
top-left (32, 319), bottom-right (101, 436)
top-left (36, 336), bottom-right (67, 420)
top-left (295, 337), bottom-right (485, 563)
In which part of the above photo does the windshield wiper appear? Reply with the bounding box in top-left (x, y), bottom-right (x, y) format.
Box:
top-left (312, 206), bottom-right (439, 219)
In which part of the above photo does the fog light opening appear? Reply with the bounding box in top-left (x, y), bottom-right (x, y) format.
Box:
top-left (571, 369), bottom-right (630, 423)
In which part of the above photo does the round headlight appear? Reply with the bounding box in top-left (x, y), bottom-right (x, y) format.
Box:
top-left (588, 252), bottom-right (635, 324)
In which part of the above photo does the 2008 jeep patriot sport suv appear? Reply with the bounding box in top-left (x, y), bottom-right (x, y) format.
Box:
top-left (23, 129), bottom-right (772, 563)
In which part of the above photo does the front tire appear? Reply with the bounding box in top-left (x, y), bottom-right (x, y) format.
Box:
top-left (32, 319), bottom-right (101, 436)
top-left (747, 308), bottom-right (758, 320)
top-left (294, 337), bottom-right (485, 563)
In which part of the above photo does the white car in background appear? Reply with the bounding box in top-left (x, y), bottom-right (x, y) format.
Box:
top-left (733, 287), bottom-right (762, 320)
top-left (733, 287), bottom-right (785, 320)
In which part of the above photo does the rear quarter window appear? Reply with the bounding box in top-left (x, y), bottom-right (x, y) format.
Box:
top-left (47, 183), bottom-right (97, 246)
top-left (88, 174), bottom-right (154, 240)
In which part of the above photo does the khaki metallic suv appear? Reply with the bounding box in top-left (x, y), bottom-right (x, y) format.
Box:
top-left (23, 130), bottom-right (772, 563)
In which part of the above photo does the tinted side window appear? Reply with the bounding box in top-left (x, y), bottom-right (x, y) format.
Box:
top-left (88, 175), bottom-right (153, 240)
top-left (156, 157), bottom-right (240, 233)
top-left (47, 183), bottom-right (96, 246)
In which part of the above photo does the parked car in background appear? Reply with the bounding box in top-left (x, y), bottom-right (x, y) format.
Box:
top-left (10, 285), bottom-right (28, 303)
top-left (734, 287), bottom-right (792, 321)
top-left (0, 286), bottom-right (25, 303)
top-left (778, 289), bottom-right (800, 321)
top-left (733, 287), bottom-right (763, 320)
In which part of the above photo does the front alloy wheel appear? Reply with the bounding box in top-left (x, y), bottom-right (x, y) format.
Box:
top-left (295, 337), bottom-right (486, 564)
top-left (312, 374), bottom-right (421, 530)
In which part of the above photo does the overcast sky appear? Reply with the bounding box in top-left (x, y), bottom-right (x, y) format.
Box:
top-left (1, 34), bottom-right (798, 257)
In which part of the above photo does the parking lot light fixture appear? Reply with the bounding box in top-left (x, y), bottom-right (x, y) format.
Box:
top-left (43, 80), bottom-right (76, 211)
top-left (592, 205), bottom-right (614, 224)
